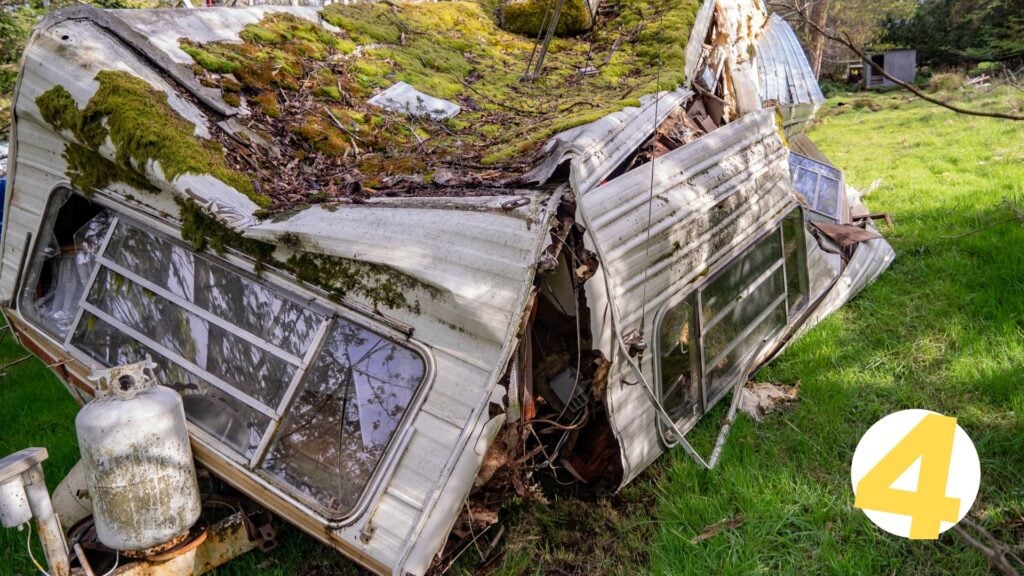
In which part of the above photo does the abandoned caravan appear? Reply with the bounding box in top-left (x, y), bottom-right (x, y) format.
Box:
top-left (0, 0), bottom-right (894, 573)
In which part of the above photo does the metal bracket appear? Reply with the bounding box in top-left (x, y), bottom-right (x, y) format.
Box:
top-left (238, 499), bottom-right (277, 553)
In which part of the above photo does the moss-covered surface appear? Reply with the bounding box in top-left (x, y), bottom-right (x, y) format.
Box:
top-left (177, 197), bottom-right (436, 312)
top-left (181, 0), bottom-right (700, 206)
top-left (176, 197), bottom-right (276, 262)
top-left (287, 252), bottom-right (441, 313)
top-left (500, 0), bottom-right (594, 37)
top-left (35, 71), bottom-right (269, 206)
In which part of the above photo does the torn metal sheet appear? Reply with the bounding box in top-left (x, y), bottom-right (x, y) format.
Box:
top-left (756, 15), bottom-right (826, 108)
top-left (755, 14), bottom-right (826, 135)
top-left (812, 221), bottom-right (882, 247)
top-left (367, 81), bottom-right (461, 120)
top-left (523, 89), bottom-right (693, 194)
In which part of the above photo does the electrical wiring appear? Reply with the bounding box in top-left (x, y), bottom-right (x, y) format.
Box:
top-left (100, 550), bottom-right (120, 576)
top-left (24, 522), bottom-right (53, 576)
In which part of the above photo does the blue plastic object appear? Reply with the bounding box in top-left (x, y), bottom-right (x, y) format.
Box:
top-left (0, 175), bottom-right (6, 233)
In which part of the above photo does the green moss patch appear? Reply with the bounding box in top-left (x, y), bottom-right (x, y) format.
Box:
top-left (287, 252), bottom-right (440, 313)
top-left (177, 197), bottom-right (435, 312)
top-left (35, 72), bottom-right (268, 206)
top-left (500, 0), bottom-right (594, 37)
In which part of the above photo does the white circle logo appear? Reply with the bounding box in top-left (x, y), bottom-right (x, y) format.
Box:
top-left (851, 409), bottom-right (980, 539)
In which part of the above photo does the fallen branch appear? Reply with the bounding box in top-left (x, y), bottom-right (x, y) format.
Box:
top-left (952, 518), bottom-right (1024, 576)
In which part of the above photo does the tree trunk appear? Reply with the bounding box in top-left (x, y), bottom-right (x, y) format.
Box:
top-left (809, 0), bottom-right (831, 78)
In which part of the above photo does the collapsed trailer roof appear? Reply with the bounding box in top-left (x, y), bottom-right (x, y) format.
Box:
top-left (0, 0), bottom-right (889, 574)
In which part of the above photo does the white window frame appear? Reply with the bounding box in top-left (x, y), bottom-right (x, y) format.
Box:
top-left (18, 187), bottom-right (435, 521)
top-left (654, 207), bottom-right (809, 440)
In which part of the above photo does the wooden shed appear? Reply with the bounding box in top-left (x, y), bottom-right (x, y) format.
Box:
top-left (865, 49), bottom-right (918, 88)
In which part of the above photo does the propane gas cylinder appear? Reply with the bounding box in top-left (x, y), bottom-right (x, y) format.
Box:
top-left (75, 361), bottom-right (201, 553)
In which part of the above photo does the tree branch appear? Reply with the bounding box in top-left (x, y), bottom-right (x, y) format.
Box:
top-left (786, 8), bottom-right (1024, 121)
top-left (952, 518), bottom-right (1024, 576)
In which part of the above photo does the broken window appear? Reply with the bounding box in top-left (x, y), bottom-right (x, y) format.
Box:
top-left (261, 320), bottom-right (425, 515)
top-left (21, 190), bottom-right (426, 517)
top-left (659, 293), bottom-right (698, 425)
top-left (656, 208), bottom-right (809, 431)
top-left (789, 153), bottom-right (846, 223)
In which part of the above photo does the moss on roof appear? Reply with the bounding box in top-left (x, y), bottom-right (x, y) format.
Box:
top-left (180, 0), bottom-right (699, 209)
top-left (36, 71), bottom-right (269, 206)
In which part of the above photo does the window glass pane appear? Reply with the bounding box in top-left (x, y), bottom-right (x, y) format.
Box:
top-left (20, 196), bottom-right (113, 339)
top-left (71, 313), bottom-right (269, 458)
top-left (704, 303), bottom-right (787, 406)
top-left (85, 267), bottom-right (297, 408)
top-left (703, 267), bottom-right (785, 361)
top-left (789, 153), bottom-right (843, 220)
top-left (262, 319), bottom-right (425, 515)
top-left (659, 294), bottom-right (698, 423)
top-left (105, 223), bottom-right (323, 358)
top-left (816, 177), bottom-right (841, 218)
top-left (700, 233), bottom-right (783, 322)
top-left (782, 211), bottom-right (810, 312)
top-left (792, 168), bottom-right (820, 206)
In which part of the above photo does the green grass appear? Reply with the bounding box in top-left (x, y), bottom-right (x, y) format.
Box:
top-left (651, 86), bottom-right (1024, 575)
top-left (2, 87), bottom-right (1024, 574)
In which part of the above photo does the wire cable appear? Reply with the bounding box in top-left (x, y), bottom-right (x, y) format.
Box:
top-left (638, 1), bottom-right (667, 339)
top-left (99, 550), bottom-right (120, 576)
top-left (24, 522), bottom-right (53, 576)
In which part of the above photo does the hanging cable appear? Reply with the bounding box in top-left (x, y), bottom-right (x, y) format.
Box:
top-left (25, 522), bottom-right (53, 576)
top-left (637, 1), bottom-right (667, 341)
top-left (99, 550), bottom-right (120, 576)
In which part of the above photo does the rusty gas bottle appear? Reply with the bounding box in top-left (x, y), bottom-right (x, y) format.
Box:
top-left (76, 361), bottom-right (201, 553)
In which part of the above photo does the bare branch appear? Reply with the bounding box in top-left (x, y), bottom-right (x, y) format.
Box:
top-left (785, 7), bottom-right (1024, 121)
top-left (952, 518), bottom-right (1024, 576)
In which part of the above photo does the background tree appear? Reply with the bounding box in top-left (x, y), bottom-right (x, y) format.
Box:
top-left (771, 0), bottom-right (917, 78)
top-left (882, 0), bottom-right (1024, 68)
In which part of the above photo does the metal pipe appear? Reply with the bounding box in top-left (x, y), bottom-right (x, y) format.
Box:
top-left (23, 466), bottom-right (69, 576)
top-left (73, 543), bottom-right (96, 576)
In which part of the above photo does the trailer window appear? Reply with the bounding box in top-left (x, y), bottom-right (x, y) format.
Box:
top-left (659, 294), bottom-right (698, 424)
top-left (261, 320), bottom-right (425, 514)
top-left (657, 208), bottom-right (809, 430)
top-left (21, 192), bottom-right (426, 517)
top-left (788, 152), bottom-right (845, 222)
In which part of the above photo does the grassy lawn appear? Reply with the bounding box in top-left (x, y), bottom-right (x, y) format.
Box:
top-left (2, 87), bottom-right (1023, 574)
top-left (651, 87), bottom-right (1024, 575)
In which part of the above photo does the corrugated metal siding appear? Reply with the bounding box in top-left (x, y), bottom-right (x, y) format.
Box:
top-left (756, 14), bottom-right (826, 108)
top-left (578, 110), bottom-right (798, 483)
top-left (755, 14), bottom-right (825, 135)
top-left (524, 89), bottom-right (692, 193)
top-left (248, 198), bottom-right (556, 574)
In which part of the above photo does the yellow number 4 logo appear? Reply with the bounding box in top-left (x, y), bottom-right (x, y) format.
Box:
top-left (854, 413), bottom-right (961, 540)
